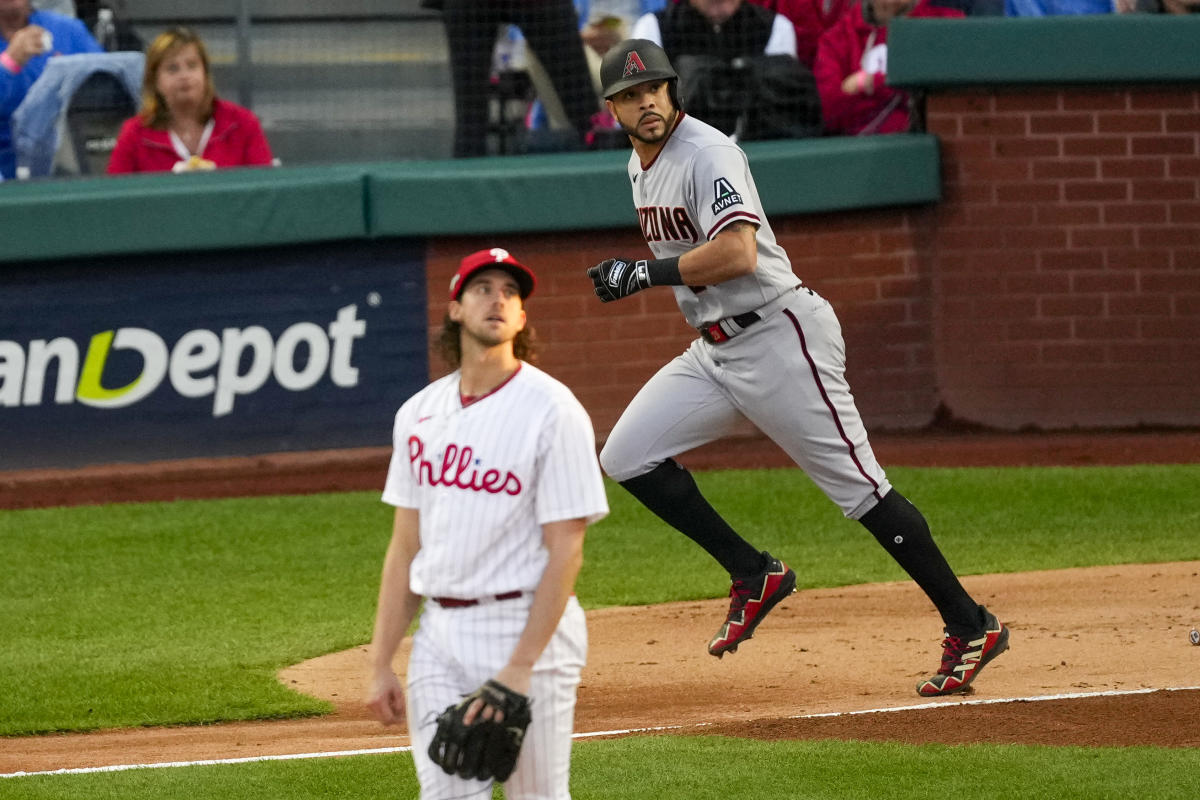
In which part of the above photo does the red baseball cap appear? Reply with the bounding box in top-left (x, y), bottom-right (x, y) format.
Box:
top-left (449, 248), bottom-right (537, 302)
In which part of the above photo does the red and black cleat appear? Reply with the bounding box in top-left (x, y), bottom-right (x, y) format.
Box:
top-left (708, 552), bottom-right (796, 658)
top-left (916, 605), bottom-right (1010, 697)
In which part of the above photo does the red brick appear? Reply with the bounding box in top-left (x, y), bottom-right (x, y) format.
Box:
top-left (1174, 295), bottom-right (1200, 314)
top-left (1100, 202), bottom-right (1169, 225)
top-left (813, 231), bottom-right (880, 257)
top-left (1063, 137), bottom-right (1129, 157)
top-left (1142, 317), bottom-right (1200, 338)
top-left (1036, 205), bottom-right (1102, 225)
top-left (1132, 136), bottom-right (1196, 156)
top-left (970, 251), bottom-right (1039, 272)
top-left (924, 115), bottom-right (960, 138)
top-left (1039, 250), bottom-right (1106, 271)
top-left (1008, 320), bottom-right (1072, 340)
top-left (1040, 296), bottom-right (1105, 317)
top-left (1107, 342), bottom-right (1182, 363)
top-left (993, 91), bottom-right (1060, 112)
top-left (1029, 114), bottom-right (1095, 135)
top-left (961, 115), bottom-right (1028, 137)
top-left (1168, 157), bottom-right (1200, 178)
top-left (877, 232), bottom-right (921, 253)
top-left (1176, 250), bottom-right (1200, 270)
top-left (994, 138), bottom-right (1061, 159)
top-left (821, 278), bottom-right (881, 303)
top-left (965, 204), bottom-right (1035, 226)
top-left (1065, 181), bottom-right (1128, 202)
top-left (1071, 272), bottom-right (1138, 293)
top-left (1166, 112), bottom-right (1200, 133)
top-left (1034, 160), bottom-right (1100, 180)
top-left (943, 138), bottom-right (993, 162)
top-left (1137, 226), bottom-right (1200, 248)
top-left (1073, 317), bottom-right (1130, 339)
top-left (940, 275), bottom-right (1005, 296)
top-left (1105, 249), bottom-right (1172, 271)
top-left (1005, 273), bottom-right (1071, 294)
top-left (1061, 92), bottom-right (1128, 112)
top-left (962, 159), bottom-right (1032, 182)
top-left (1130, 90), bottom-right (1198, 110)
top-left (1042, 342), bottom-right (1107, 363)
top-left (1070, 228), bottom-right (1136, 249)
top-left (1170, 202), bottom-right (1200, 224)
top-left (995, 182), bottom-right (1061, 203)
top-left (1005, 228), bottom-right (1069, 250)
top-left (1101, 158), bottom-right (1166, 180)
top-left (938, 227), bottom-right (1009, 250)
top-left (1121, 294), bottom-right (1174, 316)
top-left (1097, 112), bottom-right (1164, 134)
top-left (1131, 180), bottom-right (1196, 202)
top-left (1142, 272), bottom-right (1200, 293)
top-left (928, 92), bottom-right (994, 114)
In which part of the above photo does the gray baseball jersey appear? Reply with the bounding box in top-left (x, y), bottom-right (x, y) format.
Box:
top-left (628, 112), bottom-right (799, 328)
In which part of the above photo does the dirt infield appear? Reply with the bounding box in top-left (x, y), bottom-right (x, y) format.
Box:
top-left (2, 429), bottom-right (1199, 776)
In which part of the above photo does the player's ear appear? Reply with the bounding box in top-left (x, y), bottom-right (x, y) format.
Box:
top-left (516, 308), bottom-right (527, 332)
top-left (448, 299), bottom-right (464, 323)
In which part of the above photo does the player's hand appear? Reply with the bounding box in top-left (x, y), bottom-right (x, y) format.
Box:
top-left (366, 670), bottom-right (407, 726)
top-left (587, 257), bottom-right (651, 303)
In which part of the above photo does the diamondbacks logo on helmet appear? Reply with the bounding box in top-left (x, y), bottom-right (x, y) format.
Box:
top-left (623, 51), bottom-right (646, 79)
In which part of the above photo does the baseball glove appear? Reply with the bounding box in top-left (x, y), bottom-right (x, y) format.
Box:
top-left (427, 679), bottom-right (532, 782)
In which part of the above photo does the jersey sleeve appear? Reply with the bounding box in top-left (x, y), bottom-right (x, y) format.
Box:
top-left (381, 403), bottom-right (419, 509)
top-left (533, 395), bottom-right (609, 527)
top-left (688, 143), bottom-right (764, 241)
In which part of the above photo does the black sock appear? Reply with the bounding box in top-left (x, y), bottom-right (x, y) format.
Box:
top-left (619, 460), bottom-right (766, 577)
top-left (859, 489), bottom-right (982, 636)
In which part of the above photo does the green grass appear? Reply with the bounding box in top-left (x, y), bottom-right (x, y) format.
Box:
top-left (4, 737), bottom-right (1200, 800)
top-left (1, 465), bottom-right (1198, 736)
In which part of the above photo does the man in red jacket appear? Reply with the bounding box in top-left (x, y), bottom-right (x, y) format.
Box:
top-left (814, 0), bottom-right (962, 136)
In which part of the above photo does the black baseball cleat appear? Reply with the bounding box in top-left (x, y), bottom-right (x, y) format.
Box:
top-left (708, 552), bottom-right (796, 657)
top-left (916, 605), bottom-right (1010, 697)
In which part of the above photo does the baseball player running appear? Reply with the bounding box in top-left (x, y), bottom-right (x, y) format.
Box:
top-left (367, 248), bottom-right (609, 798)
top-left (585, 39), bottom-right (1008, 697)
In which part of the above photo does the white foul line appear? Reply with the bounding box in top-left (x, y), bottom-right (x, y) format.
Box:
top-left (4, 686), bottom-right (1197, 779)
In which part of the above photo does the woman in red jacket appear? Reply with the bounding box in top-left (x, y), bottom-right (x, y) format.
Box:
top-left (814, 0), bottom-right (961, 136)
top-left (107, 27), bottom-right (273, 174)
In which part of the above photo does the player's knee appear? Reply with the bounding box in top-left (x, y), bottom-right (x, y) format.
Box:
top-left (598, 439), bottom-right (643, 482)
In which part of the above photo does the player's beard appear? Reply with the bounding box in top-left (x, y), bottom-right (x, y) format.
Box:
top-left (621, 108), bottom-right (678, 145)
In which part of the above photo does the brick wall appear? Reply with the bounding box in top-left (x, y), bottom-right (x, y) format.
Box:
top-left (926, 87), bottom-right (1200, 429)
top-left (424, 86), bottom-right (1199, 442)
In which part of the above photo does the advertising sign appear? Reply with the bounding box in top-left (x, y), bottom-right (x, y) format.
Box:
top-left (0, 240), bottom-right (428, 470)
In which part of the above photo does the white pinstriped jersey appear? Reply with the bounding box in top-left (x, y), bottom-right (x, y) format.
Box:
top-left (382, 363), bottom-right (608, 600)
top-left (628, 112), bottom-right (800, 328)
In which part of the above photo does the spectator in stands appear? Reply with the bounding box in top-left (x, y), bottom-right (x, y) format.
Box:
top-left (631, 0), bottom-right (822, 141)
top-left (749, 0), bottom-right (852, 70)
top-left (814, 0), bottom-right (961, 136)
top-left (107, 27), bottom-right (273, 174)
top-left (0, 0), bottom-right (100, 179)
top-left (435, 0), bottom-right (600, 157)
top-left (1005, 0), bottom-right (1158, 13)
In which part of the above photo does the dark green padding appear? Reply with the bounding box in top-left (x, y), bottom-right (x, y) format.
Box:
top-left (0, 135), bottom-right (940, 263)
top-left (366, 133), bottom-right (941, 237)
top-left (888, 16), bottom-right (1200, 89)
top-left (0, 164), bottom-right (368, 263)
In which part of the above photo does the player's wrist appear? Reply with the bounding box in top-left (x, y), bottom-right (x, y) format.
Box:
top-left (639, 256), bottom-right (682, 287)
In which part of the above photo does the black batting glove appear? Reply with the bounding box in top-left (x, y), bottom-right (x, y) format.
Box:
top-left (587, 257), bottom-right (652, 303)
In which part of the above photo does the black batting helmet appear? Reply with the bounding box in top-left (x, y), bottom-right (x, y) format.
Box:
top-left (600, 38), bottom-right (678, 99)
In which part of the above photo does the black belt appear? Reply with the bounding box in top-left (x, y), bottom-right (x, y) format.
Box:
top-left (431, 590), bottom-right (524, 608)
top-left (699, 311), bottom-right (761, 344)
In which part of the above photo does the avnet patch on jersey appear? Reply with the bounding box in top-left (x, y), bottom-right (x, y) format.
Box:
top-left (711, 177), bottom-right (744, 215)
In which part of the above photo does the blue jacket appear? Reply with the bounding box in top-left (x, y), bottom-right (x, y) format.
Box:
top-left (1005, 0), bottom-right (1113, 14)
top-left (1, 10), bottom-right (102, 179)
top-left (12, 51), bottom-right (143, 178)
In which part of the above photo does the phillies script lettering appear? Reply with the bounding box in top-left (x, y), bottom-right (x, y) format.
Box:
top-left (408, 436), bottom-right (522, 495)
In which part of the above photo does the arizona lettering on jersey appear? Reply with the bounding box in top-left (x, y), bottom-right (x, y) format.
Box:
top-left (626, 113), bottom-right (800, 327)
top-left (407, 436), bottom-right (522, 496)
top-left (638, 205), bottom-right (699, 243)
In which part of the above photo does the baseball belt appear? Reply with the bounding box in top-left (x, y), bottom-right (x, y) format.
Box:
top-left (431, 590), bottom-right (525, 608)
top-left (698, 283), bottom-right (805, 345)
